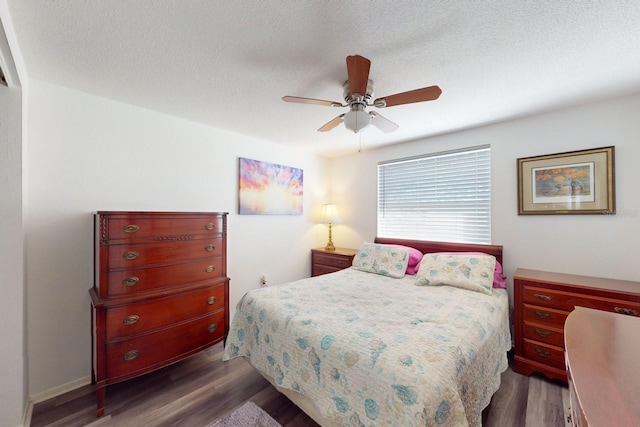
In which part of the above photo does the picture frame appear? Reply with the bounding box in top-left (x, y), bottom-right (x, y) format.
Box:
top-left (238, 157), bottom-right (303, 215)
top-left (517, 146), bottom-right (615, 215)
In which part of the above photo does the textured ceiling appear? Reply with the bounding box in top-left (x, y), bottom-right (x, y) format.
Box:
top-left (6, 1), bottom-right (640, 157)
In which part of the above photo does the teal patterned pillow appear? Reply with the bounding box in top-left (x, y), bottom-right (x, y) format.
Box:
top-left (351, 243), bottom-right (409, 278)
top-left (415, 253), bottom-right (496, 295)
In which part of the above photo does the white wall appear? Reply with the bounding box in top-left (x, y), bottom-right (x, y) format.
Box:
top-left (331, 93), bottom-right (640, 298)
top-left (25, 79), bottom-right (330, 397)
top-left (0, 84), bottom-right (25, 427)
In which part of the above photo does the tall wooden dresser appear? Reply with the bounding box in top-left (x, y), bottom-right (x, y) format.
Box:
top-left (90, 211), bottom-right (229, 417)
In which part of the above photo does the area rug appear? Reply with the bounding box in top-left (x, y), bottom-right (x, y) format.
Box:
top-left (210, 401), bottom-right (282, 427)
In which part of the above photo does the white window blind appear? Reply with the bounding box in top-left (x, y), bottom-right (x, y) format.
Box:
top-left (377, 145), bottom-right (491, 244)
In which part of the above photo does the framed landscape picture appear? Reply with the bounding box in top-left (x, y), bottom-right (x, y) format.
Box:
top-left (238, 157), bottom-right (303, 215)
top-left (517, 146), bottom-right (615, 215)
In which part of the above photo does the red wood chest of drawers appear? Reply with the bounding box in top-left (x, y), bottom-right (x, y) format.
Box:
top-left (513, 268), bottom-right (640, 383)
top-left (90, 211), bottom-right (228, 416)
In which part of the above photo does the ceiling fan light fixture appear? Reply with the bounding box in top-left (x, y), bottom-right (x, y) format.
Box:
top-left (282, 55), bottom-right (441, 134)
top-left (343, 109), bottom-right (370, 133)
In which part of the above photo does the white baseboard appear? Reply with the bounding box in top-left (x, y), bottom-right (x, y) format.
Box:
top-left (29, 375), bottom-right (92, 404)
top-left (22, 399), bottom-right (32, 427)
top-left (24, 375), bottom-right (92, 426)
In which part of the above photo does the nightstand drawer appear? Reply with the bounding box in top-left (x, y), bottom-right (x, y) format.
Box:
top-left (314, 264), bottom-right (343, 276)
top-left (314, 253), bottom-right (352, 269)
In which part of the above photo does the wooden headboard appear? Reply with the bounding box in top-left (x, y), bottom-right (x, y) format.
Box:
top-left (374, 237), bottom-right (503, 265)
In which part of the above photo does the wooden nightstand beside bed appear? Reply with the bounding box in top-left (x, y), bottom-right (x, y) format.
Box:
top-left (311, 247), bottom-right (358, 276)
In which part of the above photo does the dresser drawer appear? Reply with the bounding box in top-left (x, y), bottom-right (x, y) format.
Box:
top-left (108, 237), bottom-right (222, 269)
top-left (105, 284), bottom-right (226, 340)
top-left (523, 321), bottom-right (564, 347)
top-left (105, 258), bottom-right (223, 296)
top-left (103, 214), bottom-right (223, 241)
top-left (314, 253), bottom-right (353, 269)
top-left (522, 339), bottom-right (565, 370)
top-left (522, 303), bottom-right (568, 327)
top-left (523, 285), bottom-right (640, 316)
top-left (105, 310), bottom-right (226, 379)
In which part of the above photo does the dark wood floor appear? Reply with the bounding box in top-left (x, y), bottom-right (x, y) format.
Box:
top-left (30, 342), bottom-right (569, 427)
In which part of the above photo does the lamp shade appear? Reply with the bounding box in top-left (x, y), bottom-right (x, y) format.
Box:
top-left (343, 110), bottom-right (370, 133)
top-left (321, 204), bottom-right (341, 224)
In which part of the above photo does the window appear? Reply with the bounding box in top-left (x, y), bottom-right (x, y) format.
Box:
top-left (377, 145), bottom-right (491, 244)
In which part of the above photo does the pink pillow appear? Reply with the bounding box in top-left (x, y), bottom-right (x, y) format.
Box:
top-left (406, 262), bottom-right (422, 275)
top-left (433, 252), bottom-right (506, 288)
top-left (390, 245), bottom-right (424, 275)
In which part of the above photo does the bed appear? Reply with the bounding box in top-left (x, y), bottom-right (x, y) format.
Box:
top-left (223, 238), bottom-right (511, 426)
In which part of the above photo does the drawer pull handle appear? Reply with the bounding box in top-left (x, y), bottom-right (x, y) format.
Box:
top-left (123, 224), bottom-right (139, 233)
top-left (533, 293), bottom-right (552, 301)
top-left (614, 307), bottom-right (639, 316)
top-left (205, 265), bottom-right (216, 273)
top-left (205, 245), bottom-right (215, 252)
top-left (205, 223), bottom-right (215, 230)
top-left (534, 328), bottom-right (551, 337)
top-left (122, 276), bottom-right (139, 287)
top-left (534, 310), bottom-right (551, 319)
top-left (123, 350), bottom-right (139, 361)
top-left (207, 324), bottom-right (218, 333)
top-left (123, 315), bottom-right (139, 325)
top-left (535, 347), bottom-right (551, 358)
top-left (207, 296), bottom-right (217, 305)
top-left (123, 251), bottom-right (139, 260)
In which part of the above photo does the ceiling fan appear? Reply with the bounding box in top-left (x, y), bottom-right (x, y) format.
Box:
top-left (282, 54), bottom-right (442, 134)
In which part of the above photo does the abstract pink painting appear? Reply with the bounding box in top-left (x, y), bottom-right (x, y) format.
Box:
top-left (238, 157), bottom-right (303, 215)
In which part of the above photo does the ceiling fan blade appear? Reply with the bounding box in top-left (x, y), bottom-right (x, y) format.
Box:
top-left (374, 85), bottom-right (442, 108)
top-left (282, 96), bottom-right (344, 107)
top-left (346, 55), bottom-right (371, 97)
top-left (318, 114), bottom-right (345, 132)
top-left (369, 111), bottom-right (399, 133)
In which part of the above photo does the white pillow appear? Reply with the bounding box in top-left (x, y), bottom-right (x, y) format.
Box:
top-left (415, 253), bottom-right (496, 295)
top-left (351, 243), bottom-right (409, 278)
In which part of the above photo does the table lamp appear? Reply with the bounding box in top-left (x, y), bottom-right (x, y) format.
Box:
top-left (320, 204), bottom-right (341, 251)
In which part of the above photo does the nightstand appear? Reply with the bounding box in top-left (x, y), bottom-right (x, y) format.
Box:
top-left (311, 247), bottom-right (358, 277)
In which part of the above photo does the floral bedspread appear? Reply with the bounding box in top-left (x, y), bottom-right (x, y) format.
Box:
top-left (223, 268), bottom-right (511, 427)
